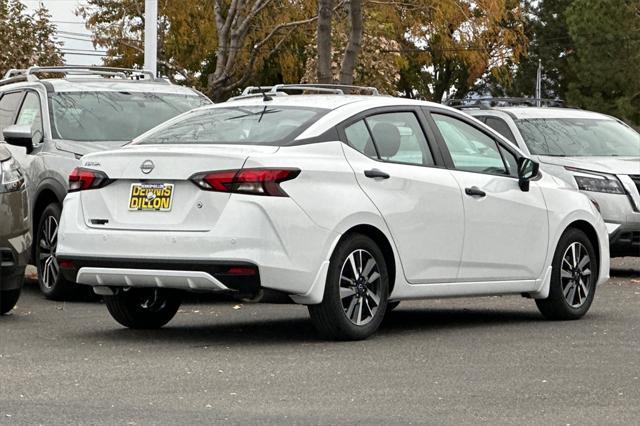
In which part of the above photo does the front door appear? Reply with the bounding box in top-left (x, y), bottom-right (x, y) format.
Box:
top-left (429, 111), bottom-right (549, 282)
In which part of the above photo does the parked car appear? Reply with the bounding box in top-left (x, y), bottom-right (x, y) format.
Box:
top-left (57, 84), bottom-right (609, 340)
top-left (0, 144), bottom-right (30, 315)
top-left (459, 100), bottom-right (640, 258)
top-left (0, 66), bottom-right (211, 299)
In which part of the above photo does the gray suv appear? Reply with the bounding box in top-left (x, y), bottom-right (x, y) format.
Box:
top-left (0, 144), bottom-right (30, 314)
top-left (458, 101), bottom-right (640, 257)
top-left (0, 66), bottom-right (211, 299)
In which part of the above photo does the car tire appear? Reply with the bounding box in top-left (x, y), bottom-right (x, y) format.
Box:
top-left (104, 288), bottom-right (182, 329)
top-left (536, 228), bottom-right (598, 320)
top-left (0, 289), bottom-right (21, 315)
top-left (308, 233), bottom-right (389, 341)
top-left (36, 203), bottom-right (75, 300)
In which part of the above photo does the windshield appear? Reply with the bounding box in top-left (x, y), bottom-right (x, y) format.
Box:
top-left (137, 106), bottom-right (328, 145)
top-left (50, 91), bottom-right (210, 142)
top-left (516, 118), bottom-right (640, 156)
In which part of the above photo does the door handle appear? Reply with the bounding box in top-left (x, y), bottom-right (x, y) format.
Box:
top-left (364, 169), bottom-right (390, 179)
top-left (465, 186), bottom-right (486, 197)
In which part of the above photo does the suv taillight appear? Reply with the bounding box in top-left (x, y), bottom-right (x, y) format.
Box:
top-left (68, 167), bottom-right (112, 192)
top-left (190, 168), bottom-right (300, 196)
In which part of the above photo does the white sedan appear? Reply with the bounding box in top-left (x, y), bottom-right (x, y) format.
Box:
top-left (57, 85), bottom-right (610, 340)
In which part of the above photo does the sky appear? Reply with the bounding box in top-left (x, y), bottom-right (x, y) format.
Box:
top-left (23, 0), bottom-right (103, 66)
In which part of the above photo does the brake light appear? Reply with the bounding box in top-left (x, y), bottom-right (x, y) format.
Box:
top-left (190, 168), bottom-right (300, 196)
top-left (68, 167), bottom-right (112, 192)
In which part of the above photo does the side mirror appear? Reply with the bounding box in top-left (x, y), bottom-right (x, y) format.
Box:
top-left (517, 157), bottom-right (539, 192)
top-left (3, 125), bottom-right (37, 154)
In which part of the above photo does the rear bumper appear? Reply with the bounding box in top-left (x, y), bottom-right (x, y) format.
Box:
top-left (1, 248), bottom-right (26, 291)
top-left (60, 256), bottom-right (261, 296)
top-left (58, 192), bottom-right (338, 299)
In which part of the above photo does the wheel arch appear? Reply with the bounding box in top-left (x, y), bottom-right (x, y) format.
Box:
top-left (565, 220), bottom-right (601, 269)
top-left (31, 183), bottom-right (64, 261)
top-left (339, 224), bottom-right (397, 296)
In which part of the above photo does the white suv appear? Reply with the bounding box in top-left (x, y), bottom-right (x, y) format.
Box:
top-left (463, 103), bottom-right (640, 258)
top-left (0, 66), bottom-right (211, 299)
top-left (57, 85), bottom-right (609, 340)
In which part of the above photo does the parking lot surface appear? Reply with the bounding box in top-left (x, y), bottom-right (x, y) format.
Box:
top-left (1, 259), bottom-right (639, 425)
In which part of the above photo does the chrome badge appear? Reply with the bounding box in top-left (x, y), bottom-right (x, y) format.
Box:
top-left (140, 160), bottom-right (155, 174)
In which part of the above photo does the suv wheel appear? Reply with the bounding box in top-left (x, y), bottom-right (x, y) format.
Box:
top-left (0, 289), bottom-right (21, 315)
top-left (36, 203), bottom-right (74, 300)
top-left (104, 288), bottom-right (182, 329)
top-left (309, 234), bottom-right (389, 340)
top-left (536, 228), bottom-right (597, 320)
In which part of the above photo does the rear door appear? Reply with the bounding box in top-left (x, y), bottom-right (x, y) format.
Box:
top-left (339, 107), bottom-right (464, 283)
top-left (426, 109), bottom-right (549, 282)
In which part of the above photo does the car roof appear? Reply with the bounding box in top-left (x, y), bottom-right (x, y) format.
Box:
top-left (473, 107), bottom-right (615, 121)
top-left (1, 78), bottom-right (202, 96)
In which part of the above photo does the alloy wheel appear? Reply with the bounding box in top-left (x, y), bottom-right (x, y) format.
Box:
top-left (560, 242), bottom-right (592, 308)
top-left (339, 249), bottom-right (382, 326)
top-left (39, 215), bottom-right (59, 289)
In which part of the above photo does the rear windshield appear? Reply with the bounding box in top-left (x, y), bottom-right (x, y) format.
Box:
top-left (50, 91), bottom-right (210, 142)
top-left (516, 118), bottom-right (640, 156)
top-left (137, 106), bottom-right (328, 145)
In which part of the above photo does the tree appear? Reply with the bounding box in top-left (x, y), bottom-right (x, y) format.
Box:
top-left (0, 0), bottom-right (63, 76)
top-left (78, 0), bottom-right (319, 101)
top-left (565, 0), bottom-right (640, 125)
top-left (397, 0), bottom-right (528, 101)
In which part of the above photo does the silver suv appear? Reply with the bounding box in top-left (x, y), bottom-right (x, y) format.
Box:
top-left (459, 101), bottom-right (640, 257)
top-left (0, 66), bottom-right (211, 299)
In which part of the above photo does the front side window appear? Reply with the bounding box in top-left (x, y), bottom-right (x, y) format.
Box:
top-left (0, 92), bottom-right (23, 140)
top-left (50, 91), bottom-right (210, 142)
top-left (138, 106), bottom-right (327, 145)
top-left (16, 92), bottom-right (43, 143)
top-left (515, 118), bottom-right (640, 156)
top-left (432, 114), bottom-right (507, 175)
top-left (484, 116), bottom-right (517, 144)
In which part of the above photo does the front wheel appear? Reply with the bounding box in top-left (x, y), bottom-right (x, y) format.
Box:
top-left (0, 289), bottom-right (21, 315)
top-left (104, 288), bottom-right (182, 329)
top-left (536, 228), bottom-right (597, 320)
top-left (308, 234), bottom-right (389, 340)
top-left (36, 203), bottom-right (75, 300)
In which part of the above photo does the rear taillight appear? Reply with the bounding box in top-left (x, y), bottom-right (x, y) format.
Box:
top-left (190, 168), bottom-right (300, 196)
top-left (68, 167), bottom-right (112, 192)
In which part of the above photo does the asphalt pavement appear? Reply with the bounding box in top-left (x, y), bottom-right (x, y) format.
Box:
top-left (1, 259), bottom-right (639, 425)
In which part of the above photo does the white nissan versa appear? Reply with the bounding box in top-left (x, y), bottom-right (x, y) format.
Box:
top-left (56, 85), bottom-right (609, 340)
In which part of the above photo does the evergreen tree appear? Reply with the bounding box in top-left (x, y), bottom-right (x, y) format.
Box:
top-left (0, 0), bottom-right (63, 77)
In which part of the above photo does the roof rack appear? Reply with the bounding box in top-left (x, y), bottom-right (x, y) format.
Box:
top-left (445, 97), bottom-right (565, 109)
top-left (0, 65), bottom-right (163, 87)
top-left (233, 83), bottom-right (380, 100)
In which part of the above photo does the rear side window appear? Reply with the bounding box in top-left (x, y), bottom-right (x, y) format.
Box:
top-left (484, 116), bottom-right (517, 144)
top-left (344, 111), bottom-right (435, 166)
top-left (0, 92), bottom-right (23, 140)
top-left (138, 106), bottom-right (328, 145)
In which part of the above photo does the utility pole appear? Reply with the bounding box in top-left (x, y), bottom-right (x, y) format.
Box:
top-left (535, 59), bottom-right (542, 107)
top-left (144, 0), bottom-right (158, 77)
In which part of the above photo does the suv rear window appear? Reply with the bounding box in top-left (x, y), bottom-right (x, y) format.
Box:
top-left (50, 91), bottom-right (209, 142)
top-left (137, 106), bottom-right (328, 145)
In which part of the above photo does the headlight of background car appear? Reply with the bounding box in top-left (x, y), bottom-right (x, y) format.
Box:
top-left (566, 167), bottom-right (625, 194)
top-left (0, 157), bottom-right (25, 193)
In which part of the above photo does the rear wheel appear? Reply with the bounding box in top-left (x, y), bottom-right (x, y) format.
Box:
top-left (104, 288), bottom-right (181, 329)
top-left (536, 228), bottom-right (597, 320)
top-left (308, 234), bottom-right (389, 340)
top-left (36, 203), bottom-right (75, 300)
top-left (0, 289), bottom-right (21, 315)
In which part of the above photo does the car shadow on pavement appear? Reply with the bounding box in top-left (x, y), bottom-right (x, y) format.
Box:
top-left (610, 268), bottom-right (640, 278)
top-left (72, 307), bottom-right (549, 345)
